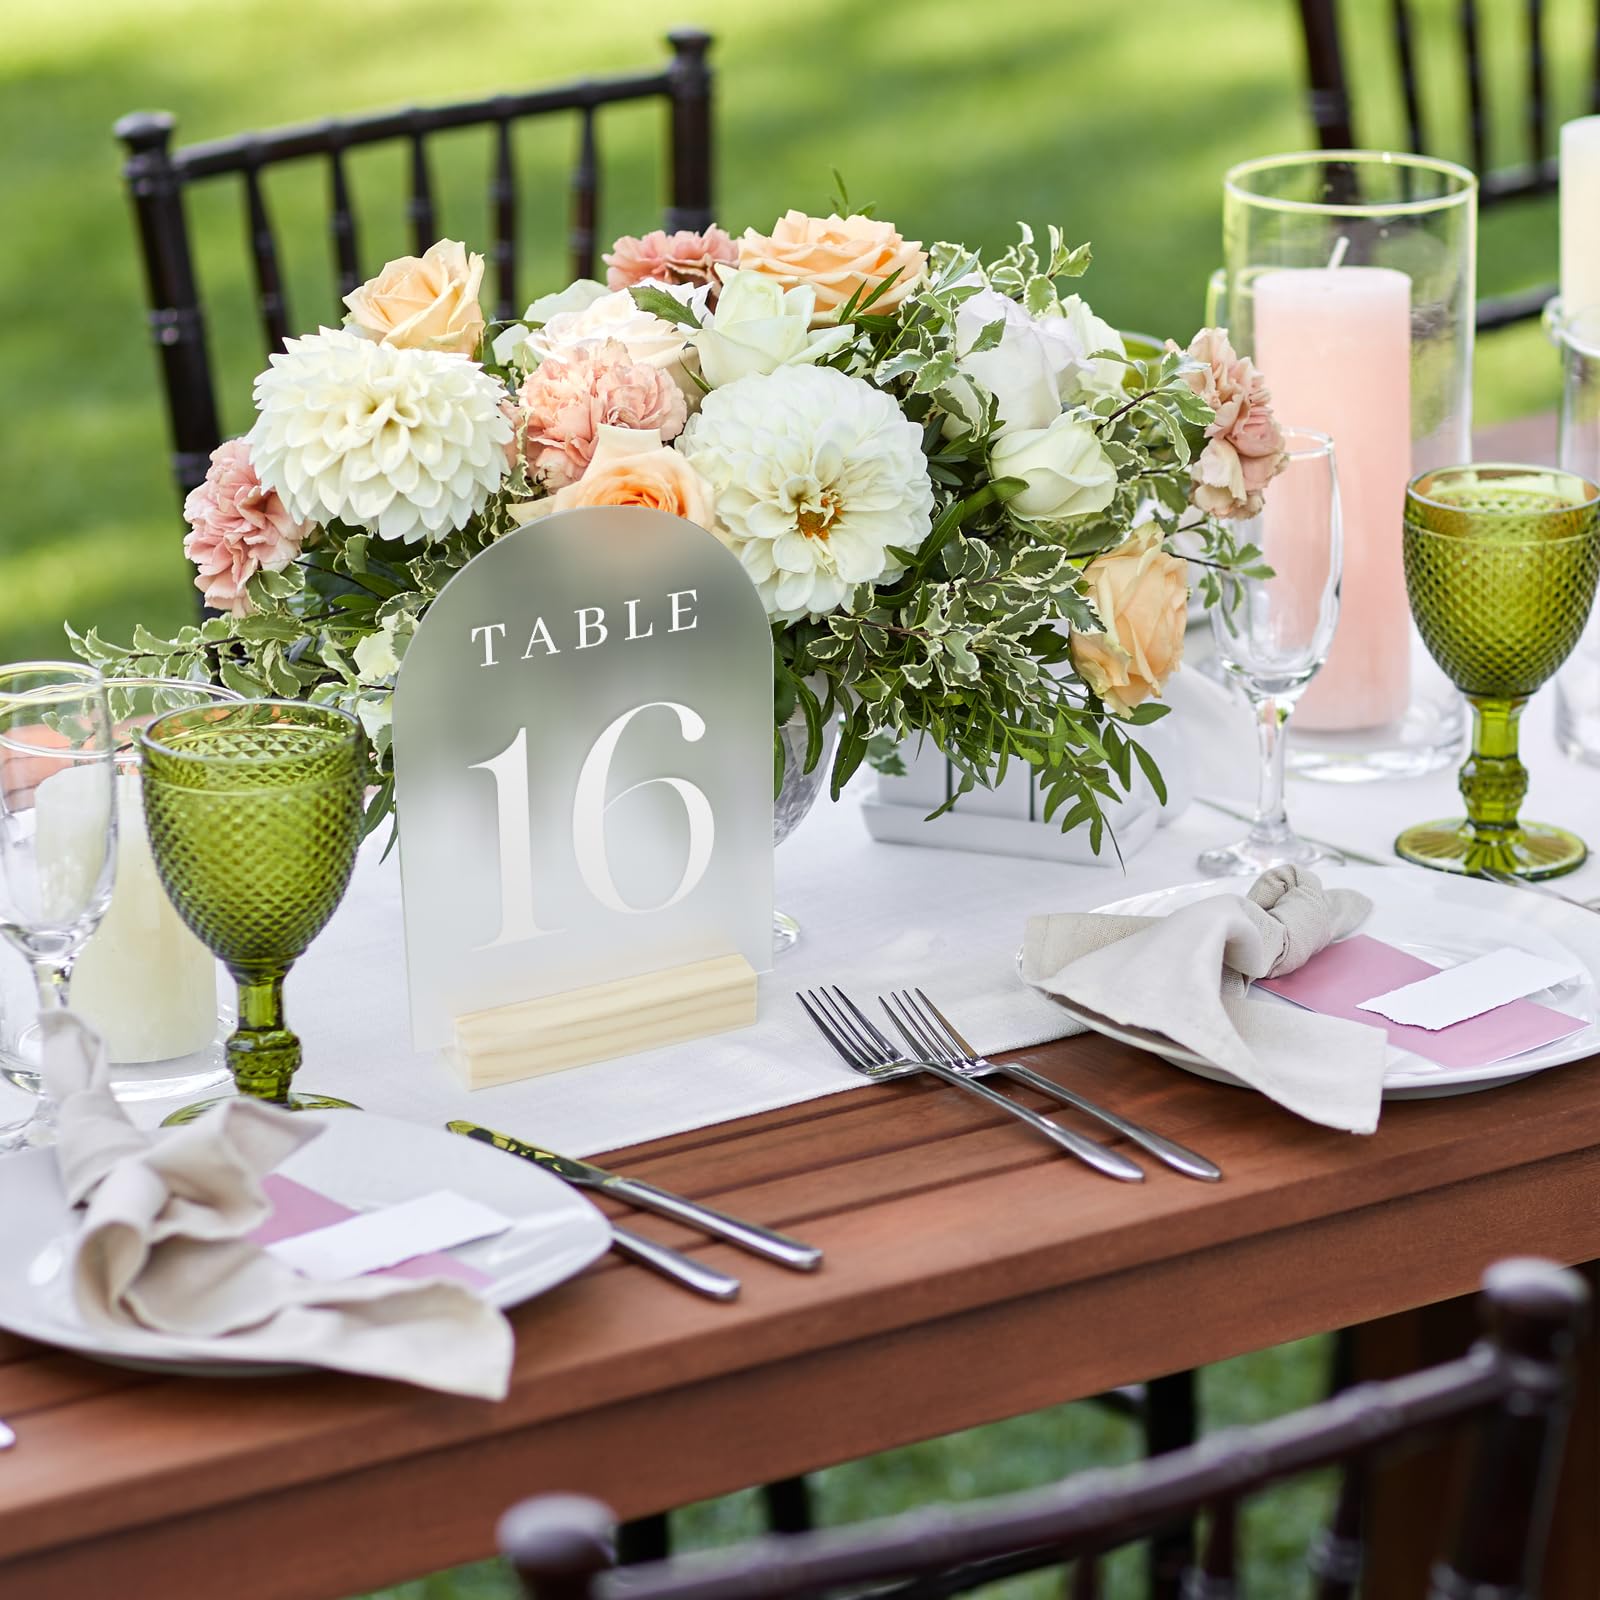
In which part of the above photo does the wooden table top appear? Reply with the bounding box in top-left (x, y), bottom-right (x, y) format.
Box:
top-left (2, 1032), bottom-right (1598, 1600)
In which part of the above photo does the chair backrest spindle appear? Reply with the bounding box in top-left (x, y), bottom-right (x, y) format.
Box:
top-left (1459, 0), bottom-right (1488, 178)
top-left (1306, 1461), bottom-right (1364, 1599)
top-left (490, 112), bottom-right (519, 320)
top-left (1391, 0), bottom-right (1425, 154)
top-left (1527, 0), bottom-right (1549, 167)
top-left (326, 134), bottom-right (361, 298)
top-left (408, 125), bottom-right (438, 256)
top-left (242, 158), bottom-right (291, 354)
top-left (665, 27), bottom-right (713, 233)
top-left (571, 106), bottom-right (600, 284)
top-left (1183, 1498), bottom-right (1238, 1600)
top-left (112, 110), bottom-right (222, 500)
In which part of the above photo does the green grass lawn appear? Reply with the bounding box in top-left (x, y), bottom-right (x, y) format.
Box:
top-left (0, 3), bottom-right (1573, 1594)
top-left (0, 0), bottom-right (1572, 662)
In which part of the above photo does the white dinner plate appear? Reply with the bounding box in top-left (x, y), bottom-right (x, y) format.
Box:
top-left (0, 1111), bottom-right (612, 1376)
top-left (1044, 865), bottom-right (1600, 1099)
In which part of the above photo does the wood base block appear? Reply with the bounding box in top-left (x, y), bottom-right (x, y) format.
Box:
top-left (450, 954), bottom-right (758, 1088)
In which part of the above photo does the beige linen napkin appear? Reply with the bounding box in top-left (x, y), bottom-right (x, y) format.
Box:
top-left (39, 1011), bottom-right (513, 1398)
top-left (1020, 866), bottom-right (1390, 1133)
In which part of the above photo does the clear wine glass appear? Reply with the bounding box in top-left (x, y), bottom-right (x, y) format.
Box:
top-left (1199, 429), bottom-right (1343, 877)
top-left (0, 663), bottom-right (118, 1150)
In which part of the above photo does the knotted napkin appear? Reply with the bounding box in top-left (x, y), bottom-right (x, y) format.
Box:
top-left (1020, 866), bottom-right (1389, 1133)
top-left (40, 1011), bottom-right (513, 1397)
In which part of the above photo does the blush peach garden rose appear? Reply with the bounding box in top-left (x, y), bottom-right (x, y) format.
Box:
top-left (343, 238), bottom-right (486, 357)
top-left (528, 425), bottom-right (718, 531)
top-left (1068, 526), bottom-right (1190, 716)
top-left (736, 211), bottom-right (928, 323)
top-left (1173, 328), bottom-right (1287, 519)
top-left (604, 226), bottom-right (737, 294)
top-left (515, 339), bottom-right (688, 489)
top-left (181, 439), bottom-right (309, 617)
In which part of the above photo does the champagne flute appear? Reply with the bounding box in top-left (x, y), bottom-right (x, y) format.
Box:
top-left (137, 699), bottom-right (365, 1124)
top-left (1199, 429), bottom-right (1343, 876)
top-left (0, 663), bottom-right (118, 1151)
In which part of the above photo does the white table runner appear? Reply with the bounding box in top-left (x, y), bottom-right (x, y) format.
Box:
top-left (14, 678), bottom-right (1600, 1156)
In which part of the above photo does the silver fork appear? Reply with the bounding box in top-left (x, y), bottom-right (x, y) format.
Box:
top-left (887, 988), bottom-right (1223, 1183)
top-left (798, 987), bottom-right (1144, 1182)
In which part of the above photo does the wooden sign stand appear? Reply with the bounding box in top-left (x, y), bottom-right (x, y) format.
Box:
top-left (450, 954), bottom-right (758, 1089)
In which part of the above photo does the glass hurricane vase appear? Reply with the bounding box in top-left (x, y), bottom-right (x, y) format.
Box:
top-left (772, 707), bottom-right (840, 954)
top-left (1396, 464), bottom-right (1600, 879)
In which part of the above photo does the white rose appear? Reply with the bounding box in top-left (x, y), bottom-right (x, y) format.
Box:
top-left (1056, 294), bottom-right (1127, 401)
top-left (950, 287), bottom-right (1084, 435)
top-left (692, 270), bottom-right (854, 388)
top-left (990, 412), bottom-right (1118, 521)
top-left (490, 279), bottom-right (610, 367)
top-left (356, 693), bottom-right (393, 741)
top-left (352, 617), bottom-right (401, 683)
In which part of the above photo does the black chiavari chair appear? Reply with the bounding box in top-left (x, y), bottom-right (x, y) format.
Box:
top-left (503, 1258), bottom-right (1588, 1600)
top-left (113, 29), bottom-right (714, 522)
top-left (1295, 0), bottom-right (1586, 329)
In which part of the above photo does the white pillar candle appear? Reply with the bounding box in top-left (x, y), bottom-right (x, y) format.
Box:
top-left (30, 762), bottom-right (113, 927)
top-left (1253, 266), bottom-right (1413, 730)
top-left (1561, 116), bottom-right (1600, 318)
top-left (67, 770), bottom-right (217, 1063)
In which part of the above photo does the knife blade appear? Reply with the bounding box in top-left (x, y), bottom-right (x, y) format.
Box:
top-left (446, 1121), bottom-right (823, 1271)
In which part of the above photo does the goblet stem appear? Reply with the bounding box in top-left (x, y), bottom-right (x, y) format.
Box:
top-left (226, 972), bottom-right (300, 1104)
top-left (20, 956), bottom-right (72, 1146)
top-left (1247, 693), bottom-right (1293, 849)
top-left (1460, 695), bottom-right (1528, 831)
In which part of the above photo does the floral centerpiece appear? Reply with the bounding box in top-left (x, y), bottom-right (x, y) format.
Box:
top-left (79, 203), bottom-right (1284, 851)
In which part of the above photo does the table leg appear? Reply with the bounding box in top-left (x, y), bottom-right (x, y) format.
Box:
top-left (1351, 1262), bottom-right (1598, 1597)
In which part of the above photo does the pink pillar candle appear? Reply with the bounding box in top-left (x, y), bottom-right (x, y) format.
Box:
top-left (1253, 266), bottom-right (1413, 730)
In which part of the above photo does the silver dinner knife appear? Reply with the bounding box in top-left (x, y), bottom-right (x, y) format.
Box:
top-left (446, 1120), bottom-right (823, 1271)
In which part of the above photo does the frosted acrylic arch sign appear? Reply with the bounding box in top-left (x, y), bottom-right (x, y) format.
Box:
top-left (393, 507), bottom-right (774, 1053)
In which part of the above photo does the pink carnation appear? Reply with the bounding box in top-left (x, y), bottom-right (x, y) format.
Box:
top-left (517, 339), bottom-right (688, 489)
top-left (1175, 328), bottom-right (1288, 519)
top-left (604, 226), bottom-right (737, 296)
top-left (182, 440), bottom-right (308, 617)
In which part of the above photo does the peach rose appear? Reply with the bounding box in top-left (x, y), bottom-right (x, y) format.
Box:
top-left (604, 226), bottom-right (737, 294)
top-left (1068, 526), bottom-right (1188, 716)
top-left (529, 426), bottom-right (717, 530)
top-left (182, 439), bottom-right (309, 617)
top-left (736, 211), bottom-right (927, 324)
top-left (516, 339), bottom-right (687, 488)
top-left (343, 239), bottom-right (486, 356)
top-left (1172, 327), bottom-right (1286, 519)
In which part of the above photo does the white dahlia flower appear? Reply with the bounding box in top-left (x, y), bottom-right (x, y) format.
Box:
top-left (248, 327), bottom-right (512, 544)
top-left (677, 365), bottom-right (934, 621)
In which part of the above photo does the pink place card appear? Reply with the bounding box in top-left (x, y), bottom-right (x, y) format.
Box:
top-left (249, 1174), bottom-right (493, 1289)
top-left (1256, 934), bottom-right (1587, 1070)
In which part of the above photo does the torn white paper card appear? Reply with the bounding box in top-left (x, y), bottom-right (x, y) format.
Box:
top-left (1358, 949), bottom-right (1582, 1031)
top-left (267, 1190), bottom-right (512, 1282)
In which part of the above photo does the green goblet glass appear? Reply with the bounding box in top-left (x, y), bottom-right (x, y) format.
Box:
top-left (137, 700), bottom-right (365, 1122)
top-left (1397, 464), bottom-right (1600, 879)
